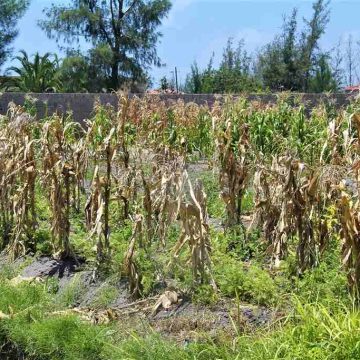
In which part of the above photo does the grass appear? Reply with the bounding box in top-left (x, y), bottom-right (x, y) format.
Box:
top-left (55, 273), bottom-right (87, 308)
top-left (1, 278), bottom-right (360, 360)
top-left (0, 232), bottom-right (357, 360)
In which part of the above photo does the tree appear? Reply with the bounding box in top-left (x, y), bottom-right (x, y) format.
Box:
top-left (184, 40), bottom-right (260, 94)
top-left (331, 40), bottom-right (344, 89)
top-left (214, 38), bottom-right (257, 93)
top-left (309, 54), bottom-right (338, 92)
top-left (257, 8), bottom-right (302, 91)
top-left (0, 0), bottom-right (29, 69)
top-left (185, 62), bottom-right (203, 93)
top-left (5, 50), bottom-right (61, 92)
top-left (39, 0), bottom-right (171, 91)
top-left (299, 0), bottom-right (331, 91)
top-left (59, 47), bottom-right (120, 93)
top-left (58, 51), bottom-right (91, 93)
top-left (257, 0), bottom-right (331, 92)
top-left (282, 8), bottom-right (300, 90)
top-left (160, 76), bottom-right (174, 91)
top-left (257, 37), bottom-right (287, 91)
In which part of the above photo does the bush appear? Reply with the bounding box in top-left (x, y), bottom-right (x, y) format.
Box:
top-left (214, 256), bottom-right (278, 306)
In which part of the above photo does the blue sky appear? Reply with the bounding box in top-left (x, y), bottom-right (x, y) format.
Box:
top-left (5, 0), bottom-right (360, 87)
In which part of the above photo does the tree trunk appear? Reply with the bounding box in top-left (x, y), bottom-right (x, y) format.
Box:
top-left (111, 60), bottom-right (119, 90)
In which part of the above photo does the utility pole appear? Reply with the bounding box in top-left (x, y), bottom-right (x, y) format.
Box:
top-left (175, 67), bottom-right (179, 93)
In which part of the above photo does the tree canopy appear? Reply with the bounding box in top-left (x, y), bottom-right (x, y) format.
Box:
top-left (0, 0), bottom-right (29, 69)
top-left (184, 0), bottom-right (339, 94)
top-left (184, 39), bottom-right (261, 94)
top-left (39, 0), bottom-right (172, 91)
top-left (256, 0), bottom-right (333, 92)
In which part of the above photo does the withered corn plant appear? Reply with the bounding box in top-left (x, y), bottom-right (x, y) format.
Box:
top-left (141, 169), bottom-right (154, 245)
top-left (252, 157), bottom-right (296, 267)
top-left (152, 156), bottom-right (185, 247)
top-left (71, 137), bottom-right (88, 212)
top-left (1, 104), bottom-right (38, 258)
top-left (172, 174), bottom-right (216, 288)
top-left (85, 104), bottom-right (117, 262)
top-left (113, 164), bottom-right (137, 222)
top-left (123, 213), bottom-right (143, 298)
top-left (8, 133), bottom-right (37, 258)
top-left (335, 109), bottom-right (360, 297)
top-left (216, 119), bottom-right (251, 228)
top-left (117, 94), bottom-right (130, 169)
top-left (337, 183), bottom-right (360, 297)
top-left (0, 125), bottom-right (16, 252)
top-left (252, 156), bottom-right (331, 271)
top-left (41, 117), bottom-right (79, 259)
top-left (85, 165), bottom-right (103, 236)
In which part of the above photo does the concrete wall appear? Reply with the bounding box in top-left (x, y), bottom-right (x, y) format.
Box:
top-left (0, 92), bottom-right (354, 122)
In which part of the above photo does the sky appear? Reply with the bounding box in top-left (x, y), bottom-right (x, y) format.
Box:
top-left (5, 0), bottom-right (360, 88)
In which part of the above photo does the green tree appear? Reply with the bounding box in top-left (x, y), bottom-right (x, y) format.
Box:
top-left (214, 39), bottom-right (258, 93)
top-left (185, 40), bottom-right (259, 94)
top-left (59, 47), bottom-right (117, 93)
top-left (39, 0), bottom-right (171, 91)
top-left (299, 0), bottom-right (331, 91)
top-left (282, 8), bottom-right (300, 90)
top-left (160, 76), bottom-right (174, 91)
top-left (257, 38), bottom-right (285, 91)
top-left (185, 62), bottom-right (203, 93)
top-left (0, 0), bottom-right (29, 69)
top-left (309, 54), bottom-right (338, 93)
top-left (58, 52), bottom-right (90, 93)
top-left (257, 0), bottom-right (331, 92)
top-left (5, 50), bottom-right (61, 92)
top-left (257, 8), bottom-right (302, 91)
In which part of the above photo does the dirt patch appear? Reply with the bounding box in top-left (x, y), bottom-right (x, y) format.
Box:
top-left (19, 256), bottom-right (87, 288)
top-left (5, 254), bottom-right (276, 343)
top-left (21, 256), bottom-right (79, 278)
top-left (79, 279), bottom-right (130, 308)
top-left (150, 299), bottom-right (275, 342)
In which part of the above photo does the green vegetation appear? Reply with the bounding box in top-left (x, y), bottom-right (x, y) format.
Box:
top-left (0, 268), bottom-right (356, 359)
top-left (1, 0), bottom-right (360, 355)
top-left (1, 92), bottom-right (360, 358)
top-left (4, 50), bottom-right (61, 92)
top-left (0, 0), bottom-right (29, 68)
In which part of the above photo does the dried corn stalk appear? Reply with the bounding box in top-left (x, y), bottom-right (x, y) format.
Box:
top-left (85, 164), bottom-right (114, 263)
top-left (41, 118), bottom-right (78, 258)
top-left (171, 173), bottom-right (216, 288)
top-left (117, 93), bottom-right (130, 168)
top-left (216, 120), bottom-right (250, 227)
top-left (252, 156), bottom-right (329, 271)
top-left (123, 214), bottom-right (143, 298)
top-left (0, 104), bottom-right (37, 258)
top-left (338, 184), bottom-right (360, 296)
top-left (8, 136), bottom-right (37, 258)
top-left (85, 112), bottom-right (117, 261)
top-left (152, 156), bottom-right (185, 246)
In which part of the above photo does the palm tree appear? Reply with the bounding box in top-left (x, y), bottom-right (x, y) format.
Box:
top-left (5, 50), bottom-right (61, 92)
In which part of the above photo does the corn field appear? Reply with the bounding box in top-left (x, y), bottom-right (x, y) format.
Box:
top-left (2, 94), bottom-right (360, 300)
